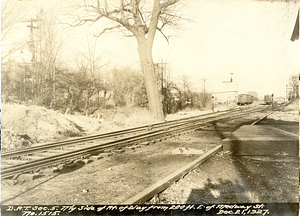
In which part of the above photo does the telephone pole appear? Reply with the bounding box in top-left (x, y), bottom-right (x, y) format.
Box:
top-left (21, 18), bottom-right (42, 62)
top-left (200, 76), bottom-right (209, 93)
top-left (21, 17), bottom-right (42, 100)
top-left (222, 73), bottom-right (233, 106)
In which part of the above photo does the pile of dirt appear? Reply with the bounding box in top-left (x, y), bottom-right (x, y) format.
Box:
top-left (1, 129), bottom-right (32, 151)
top-left (1, 104), bottom-right (161, 151)
top-left (1, 103), bottom-right (105, 149)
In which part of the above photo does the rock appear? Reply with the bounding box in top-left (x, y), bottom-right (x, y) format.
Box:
top-left (111, 149), bottom-right (125, 154)
top-left (64, 162), bottom-right (80, 169)
top-left (172, 147), bottom-right (205, 155)
top-left (40, 168), bottom-right (55, 175)
top-left (89, 150), bottom-right (104, 155)
top-left (82, 159), bottom-right (93, 164)
top-left (100, 152), bottom-right (112, 157)
top-left (17, 173), bottom-right (44, 182)
top-left (57, 164), bottom-right (65, 170)
top-left (90, 155), bottom-right (103, 160)
top-left (52, 167), bottom-right (60, 172)
top-left (82, 189), bottom-right (89, 193)
top-left (20, 139), bottom-right (30, 148)
top-left (32, 174), bottom-right (45, 180)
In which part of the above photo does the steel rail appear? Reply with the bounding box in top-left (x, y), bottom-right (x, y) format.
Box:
top-left (251, 112), bottom-right (273, 125)
top-left (2, 105), bottom-right (267, 163)
top-left (1, 105), bottom-right (264, 159)
top-left (1, 105), bottom-right (269, 179)
top-left (1, 108), bottom-right (231, 158)
top-left (123, 145), bottom-right (223, 204)
top-left (1, 118), bottom-right (215, 179)
top-left (121, 101), bottom-right (295, 204)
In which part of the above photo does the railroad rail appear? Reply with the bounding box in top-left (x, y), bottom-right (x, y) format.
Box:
top-left (122, 101), bottom-right (292, 205)
top-left (1, 104), bottom-right (271, 179)
top-left (122, 102), bottom-right (292, 204)
top-left (1, 105), bottom-right (261, 158)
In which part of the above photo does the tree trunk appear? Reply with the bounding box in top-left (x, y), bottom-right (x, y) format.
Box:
top-left (136, 37), bottom-right (164, 121)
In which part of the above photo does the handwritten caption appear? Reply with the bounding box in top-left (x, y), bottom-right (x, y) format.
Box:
top-left (3, 204), bottom-right (271, 215)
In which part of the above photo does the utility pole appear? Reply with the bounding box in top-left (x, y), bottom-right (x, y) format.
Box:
top-left (200, 76), bottom-right (209, 107)
top-left (21, 18), bottom-right (42, 63)
top-left (200, 76), bottom-right (209, 93)
top-left (21, 18), bottom-right (42, 100)
top-left (222, 73), bottom-right (233, 106)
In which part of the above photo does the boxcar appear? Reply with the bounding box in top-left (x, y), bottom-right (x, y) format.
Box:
top-left (238, 94), bottom-right (253, 105)
top-left (264, 94), bottom-right (272, 105)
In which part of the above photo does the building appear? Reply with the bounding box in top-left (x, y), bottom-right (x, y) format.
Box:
top-left (212, 90), bottom-right (238, 104)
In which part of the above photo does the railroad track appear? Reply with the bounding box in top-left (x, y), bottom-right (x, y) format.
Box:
top-left (1, 104), bottom-right (271, 179)
top-left (121, 102), bottom-right (293, 204)
top-left (1, 104), bottom-right (263, 158)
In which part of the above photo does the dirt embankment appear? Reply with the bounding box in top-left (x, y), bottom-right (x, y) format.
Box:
top-left (0, 103), bottom-right (162, 151)
top-left (1, 104), bottom-right (159, 151)
top-left (1, 104), bottom-right (114, 151)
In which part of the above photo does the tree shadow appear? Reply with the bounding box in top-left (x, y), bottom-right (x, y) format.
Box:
top-left (230, 155), bottom-right (298, 203)
top-left (2, 174), bottom-right (60, 204)
top-left (186, 177), bottom-right (250, 204)
top-left (2, 161), bottom-right (87, 204)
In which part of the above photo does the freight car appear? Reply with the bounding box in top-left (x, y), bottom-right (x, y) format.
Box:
top-left (264, 94), bottom-right (272, 105)
top-left (237, 94), bottom-right (253, 105)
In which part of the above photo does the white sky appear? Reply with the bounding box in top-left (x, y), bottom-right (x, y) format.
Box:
top-left (2, 0), bottom-right (299, 98)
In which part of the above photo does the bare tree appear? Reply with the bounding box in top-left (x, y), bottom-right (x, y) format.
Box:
top-left (75, 32), bottom-right (110, 80)
top-left (1, 0), bottom-right (28, 62)
top-left (178, 74), bottom-right (193, 106)
top-left (36, 8), bottom-right (69, 106)
top-left (66, 0), bottom-right (187, 120)
top-left (73, 32), bottom-right (113, 114)
top-left (289, 75), bottom-right (299, 99)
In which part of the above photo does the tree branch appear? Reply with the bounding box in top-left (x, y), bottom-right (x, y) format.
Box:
top-left (156, 27), bottom-right (169, 44)
top-left (93, 25), bottom-right (123, 37)
top-left (159, 0), bottom-right (180, 9)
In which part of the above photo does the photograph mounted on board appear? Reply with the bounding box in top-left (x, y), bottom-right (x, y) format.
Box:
top-left (1, 0), bottom-right (299, 215)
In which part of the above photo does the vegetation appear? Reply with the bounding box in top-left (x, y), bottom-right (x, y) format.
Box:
top-left (1, 0), bottom-right (203, 119)
top-left (1, 54), bottom-right (211, 116)
top-left (1, 1), bottom-right (210, 117)
top-left (3, 1), bottom-right (295, 119)
top-left (288, 75), bottom-right (299, 100)
top-left (65, 0), bottom-right (194, 120)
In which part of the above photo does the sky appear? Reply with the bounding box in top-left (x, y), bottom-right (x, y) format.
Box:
top-left (2, 0), bottom-right (299, 98)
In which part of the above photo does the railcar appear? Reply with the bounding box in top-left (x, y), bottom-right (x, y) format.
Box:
top-left (264, 94), bottom-right (272, 105)
top-left (237, 94), bottom-right (253, 105)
